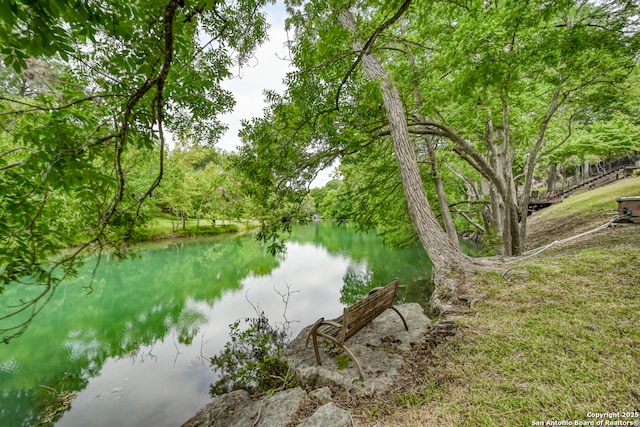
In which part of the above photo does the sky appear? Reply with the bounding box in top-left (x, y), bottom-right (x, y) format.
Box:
top-left (217, 2), bottom-right (289, 153)
top-left (216, 2), bottom-right (335, 188)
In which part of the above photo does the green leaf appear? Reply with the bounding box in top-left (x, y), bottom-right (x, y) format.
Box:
top-left (0, 2), bottom-right (16, 25)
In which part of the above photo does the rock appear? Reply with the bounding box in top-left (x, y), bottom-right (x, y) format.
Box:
top-left (296, 403), bottom-right (351, 427)
top-left (181, 390), bottom-right (256, 427)
top-left (312, 365), bottom-right (356, 390)
top-left (294, 366), bottom-right (319, 385)
top-left (285, 303), bottom-right (431, 392)
top-left (308, 387), bottom-right (332, 403)
top-left (254, 388), bottom-right (307, 427)
top-left (183, 303), bottom-right (438, 427)
top-left (181, 387), bottom-right (306, 427)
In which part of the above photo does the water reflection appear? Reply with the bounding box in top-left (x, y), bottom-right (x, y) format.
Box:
top-left (0, 222), bottom-right (436, 427)
top-left (289, 223), bottom-right (436, 304)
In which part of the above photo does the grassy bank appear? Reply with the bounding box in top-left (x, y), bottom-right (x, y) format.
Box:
top-left (131, 216), bottom-right (260, 242)
top-left (350, 177), bottom-right (640, 426)
top-left (526, 176), bottom-right (640, 249)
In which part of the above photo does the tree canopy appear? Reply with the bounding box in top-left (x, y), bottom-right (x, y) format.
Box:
top-left (0, 0), bottom-right (274, 342)
top-left (239, 0), bottom-right (640, 261)
top-left (2, 0), bottom-right (639, 340)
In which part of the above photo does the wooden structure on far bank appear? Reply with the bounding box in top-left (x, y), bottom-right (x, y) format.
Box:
top-left (529, 154), bottom-right (640, 213)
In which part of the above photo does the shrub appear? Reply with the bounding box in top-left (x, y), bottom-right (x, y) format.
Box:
top-left (209, 311), bottom-right (296, 397)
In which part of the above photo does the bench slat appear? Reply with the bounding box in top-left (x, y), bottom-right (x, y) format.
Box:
top-left (343, 282), bottom-right (397, 339)
top-left (306, 279), bottom-right (408, 380)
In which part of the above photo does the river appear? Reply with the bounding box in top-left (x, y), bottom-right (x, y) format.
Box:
top-left (0, 222), bottom-right (437, 427)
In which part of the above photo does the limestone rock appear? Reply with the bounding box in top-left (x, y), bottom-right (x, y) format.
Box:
top-left (308, 387), bottom-right (332, 403)
top-left (181, 390), bottom-right (256, 427)
top-left (285, 303), bottom-right (431, 392)
top-left (181, 387), bottom-right (306, 427)
top-left (254, 387), bottom-right (307, 427)
top-left (296, 403), bottom-right (351, 427)
top-left (183, 303), bottom-right (438, 427)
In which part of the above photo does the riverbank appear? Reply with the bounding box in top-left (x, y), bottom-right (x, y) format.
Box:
top-left (339, 177), bottom-right (640, 426)
top-left (129, 217), bottom-right (260, 242)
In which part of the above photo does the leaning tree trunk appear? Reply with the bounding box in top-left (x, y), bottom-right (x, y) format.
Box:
top-left (338, 10), bottom-right (469, 275)
top-left (517, 89), bottom-right (561, 253)
top-left (407, 47), bottom-right (460, 250)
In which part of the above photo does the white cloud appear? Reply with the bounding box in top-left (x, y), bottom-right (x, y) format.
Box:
top-left (218, 2), bottom-right (290, 152)
top-left (218, 2), bottom-right (336, 188)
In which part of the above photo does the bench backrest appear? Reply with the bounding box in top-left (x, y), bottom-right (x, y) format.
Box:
top-left (341, 279), bottom-right (399, 341)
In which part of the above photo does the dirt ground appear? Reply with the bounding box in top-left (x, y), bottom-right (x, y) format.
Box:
top-left (524, 209), bottom-right (618, 250)
top-left (526, 176), bottom-right (640, 250)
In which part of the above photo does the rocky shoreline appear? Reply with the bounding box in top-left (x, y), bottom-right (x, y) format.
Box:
top-left (181, 303), bottom-right (441, 427)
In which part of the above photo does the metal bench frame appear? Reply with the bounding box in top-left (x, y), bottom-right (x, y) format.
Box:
top-left (305, 279), bottom-right (408, 380)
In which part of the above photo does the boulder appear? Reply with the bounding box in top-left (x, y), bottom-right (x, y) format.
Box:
top-left (181, 387), bottom-right (306, 427)
top-left (183, 303), bottom-right (434, 427)
top-left (181, 390), bottom-right (255, 427)
top-left (255, 388), bottom-right (307, 426)
top-left (296, 403), bottom-right (350, 427)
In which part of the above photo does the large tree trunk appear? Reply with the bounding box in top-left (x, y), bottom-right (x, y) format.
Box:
top-left (338, 10), bottom-right (469, 274)
top-left (407, 48), bottom-right (460, 250)
top-left (583, 160), bottom-right (590, 180)
top-left (485, 118), bottom-right (519, 255)
top-left (415, 111), bottom-right (460, 249)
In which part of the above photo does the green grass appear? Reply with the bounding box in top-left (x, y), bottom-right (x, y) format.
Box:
top-left (359, 180), bottom-right (640, 426)
top-left (450, 245), bottom-right (639, 424)
top-left (526, 176), bottom-right (640, 249)
top-left (130, 217), bottom-right (260, 242)
top-left (538, 176), bottom-right (640, 219)
top-left (371, 230), bottom-right (640, 426)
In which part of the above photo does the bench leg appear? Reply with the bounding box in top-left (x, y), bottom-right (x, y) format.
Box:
top-left (307, 330), bottom-right (366, 380)
top-left (390, 306), bottom-right (409, 331)
top-left (306, 318), bottom-right (325, 366)
top-left (340, 344), bottom-right (366, 381)
top-left (311, 334), bottom-right (322, 366)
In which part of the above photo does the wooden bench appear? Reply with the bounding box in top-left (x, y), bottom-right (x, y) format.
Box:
top-left (305, 279), bottom-right (408, 380)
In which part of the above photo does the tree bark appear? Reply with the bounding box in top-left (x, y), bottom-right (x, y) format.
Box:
top-left (411, 83), bottom-right (460, 249)
top-left (547, 163), bottom-right (557, 194)
top-left (424, 135), bottom-right (461, 250)
top-left (338, 10), bottom-right (469, 274)
top-left (517, 89), bottom-right (560, 251)
top-left (583, 160), bottom-right (590, 180)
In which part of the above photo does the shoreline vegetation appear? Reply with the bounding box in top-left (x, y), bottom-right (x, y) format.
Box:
top-left (129, 215), bottom-right (261, 243)
top-left (329, 177), bottom-right (640, 426)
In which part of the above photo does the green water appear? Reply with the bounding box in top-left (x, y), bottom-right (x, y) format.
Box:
top-left (0, 222), bottom-right (435, 427)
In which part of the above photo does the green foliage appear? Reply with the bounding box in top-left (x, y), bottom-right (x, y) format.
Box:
top-left (335, 353), bottom-right (351, 371)
top-left (247, 0), bottom-right (639, 256)
top-left (309, 179), bottom-right (341, 218)
top-left (555, 113), bottom-right (640, 163)
top-left (154, 146), bottom-right (258, 229)
top-left (209, 311), bottom-right (296, 397)
top-left (0, 0), bottom-right (102, 71)
top-left (0, 0), bottom-right (274, 342)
